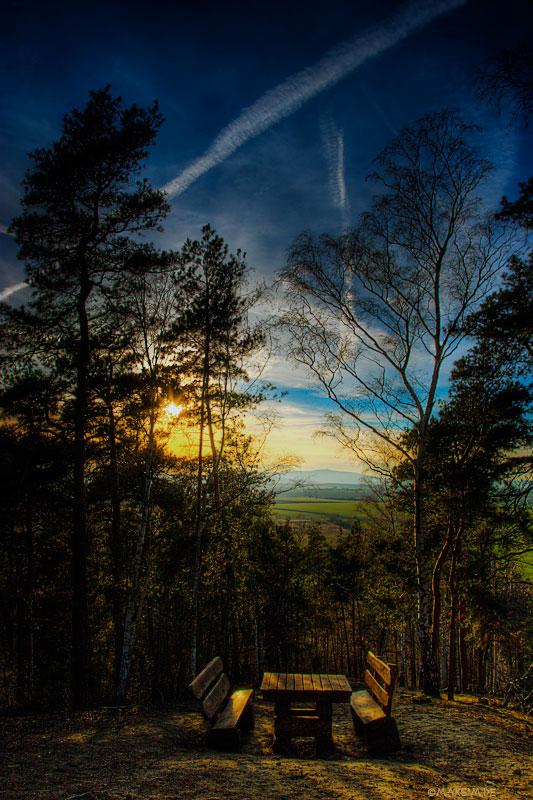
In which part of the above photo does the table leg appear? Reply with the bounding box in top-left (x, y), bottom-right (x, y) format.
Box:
top-left (315, 701), bottom-right (334, 754)
top-left (273, 701), bottom-right (291, 754)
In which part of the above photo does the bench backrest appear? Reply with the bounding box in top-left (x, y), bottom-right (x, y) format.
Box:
top-left (188, 656), bottom-right (231, 721)
top-left (364, 651), bottom-right (398, 716)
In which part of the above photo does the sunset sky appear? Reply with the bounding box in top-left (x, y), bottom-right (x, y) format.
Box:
top-left (1, 0), bottom-right (532, 471)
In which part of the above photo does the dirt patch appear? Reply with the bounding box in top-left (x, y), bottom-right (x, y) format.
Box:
top-left (2, 689), bottom-right (532, 800)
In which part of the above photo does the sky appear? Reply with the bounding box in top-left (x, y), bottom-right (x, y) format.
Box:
top-left (1, 0), bottom-right (532, 472)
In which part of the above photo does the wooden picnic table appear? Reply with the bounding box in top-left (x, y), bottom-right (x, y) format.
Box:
top-left (260, 672), bottom-right (352, 754)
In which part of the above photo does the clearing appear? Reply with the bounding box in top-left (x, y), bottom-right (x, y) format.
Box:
top-left (2, 688), bottom-right (532, 800)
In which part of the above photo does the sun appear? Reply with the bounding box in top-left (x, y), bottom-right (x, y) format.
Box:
top-left (163, 401), bottom-right (183, 419)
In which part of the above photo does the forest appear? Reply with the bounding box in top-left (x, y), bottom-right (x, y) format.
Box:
top-left (0, 53), bottom-right (532, 719)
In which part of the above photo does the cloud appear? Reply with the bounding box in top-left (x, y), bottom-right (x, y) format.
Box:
top-left (162, 0), bottom-right (467, 198)
top-left (0, 223), bottom-right (9, 235)
top-left (260, 354), bottom-right (325, 391)
top-left (0, 281), bottom-right (27, 301)
top-left (246, 398), bottom-right (366, 471)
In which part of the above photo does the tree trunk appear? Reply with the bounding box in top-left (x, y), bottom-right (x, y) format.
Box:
top-left (26, 504), bottom-right (34, 702)
top-left (413, 459), bottom-right (440, 695)
top-left (410, 618), bottom-right (418, 690)
top-left (117, 407), bottom-right (156, 703)
top-left (106, 397), bottom-right (123, 690)
top-left (399, 615), bottom-right (407, 687)
top-left (431, 522), bottom-right (454, 666)
top-left (458, 602), bottom-right (470, 692)
top-left (189, 360), bottom-right (208, 679)
top-left (71, 277), bottom-right (93, 707)
top-left (253, 602), bottom-right (261, 685)
top-left (340, 604), bottom-right (351, 677)
top-left (447, 537), bottom-right (462, 701)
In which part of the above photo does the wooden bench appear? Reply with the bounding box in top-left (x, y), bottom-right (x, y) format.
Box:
top-left (189, 656), bottom-right (254, 751)
top-left (350, 651), bottom-right (401, 755)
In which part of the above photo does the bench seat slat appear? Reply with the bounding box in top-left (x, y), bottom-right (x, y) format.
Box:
top-left (351, 689), bottom-right (386, 725)
top-left (191, 658), bottom-right (254, 752)
top-left (350, 652), bottom-right (401, 755)
top-left (212, 689), bottom-right (254, 731)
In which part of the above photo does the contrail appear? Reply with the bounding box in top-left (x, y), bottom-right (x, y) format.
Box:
top-left (320, 115), bottom-right (350, 228)
top-left (162, 0), bottom-right (467, 198)
top-left (336, 131), bottom-right (350, 230)
top-left (0, 282), bottom-right (27, 301)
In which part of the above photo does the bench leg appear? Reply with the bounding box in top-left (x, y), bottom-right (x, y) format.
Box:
top-left (364, 717), bottom-right (401, 756)
top-left (350, 705), bottom-right (366, 738)
top-left (205, 727), bottom-right (242, 752)
top-left (240, 702), bottom-right (255, 731)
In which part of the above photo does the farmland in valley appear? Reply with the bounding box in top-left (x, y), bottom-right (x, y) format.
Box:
top-left (272, 485), bottom-right (371, 532)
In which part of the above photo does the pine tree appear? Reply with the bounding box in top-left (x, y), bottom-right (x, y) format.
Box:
top-left (6, 86), bottom-right (173, 706)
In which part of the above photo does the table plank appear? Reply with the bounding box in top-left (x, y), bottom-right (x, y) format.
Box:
top-left (261, 672), bottom-right (275, 692)
top-left (312, 674), bottom-right (322, 691)
top-left (320, 674), bottom-right (332, 691)
top-left (337, 674), bottom-right (352, 692)
top-left (261, 672), bottom-right (351, 702)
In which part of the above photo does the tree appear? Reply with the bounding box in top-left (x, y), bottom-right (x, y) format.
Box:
top-left (279, 111), bottom-right (509, 694)
top-left (477, 44), bottom-right (533, 126)
top-left (111, 268), bottom-right (187, 703)
top-left (176, 225), bottom-right (267, 676)
top-left (421, 343), bottom-right (531, 697)
top-left (5, 87), bottom-right (173, 706)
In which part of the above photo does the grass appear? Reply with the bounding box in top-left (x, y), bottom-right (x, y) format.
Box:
top-left (274, 497), bottom-right (360, 516)
top-left (272, 491), bottom-right (373, 532)
top-left (518, 550), bottom-right (533, 580)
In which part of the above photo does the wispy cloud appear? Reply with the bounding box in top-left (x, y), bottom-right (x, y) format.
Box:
top-left (0, 282), bottom-right (27, 301)
top-left (320, 115), bottom-right (350, 228)
top-left (162, 0), bottom-right (467, 198)
top-left (0, 223), bottom-right (9, 235)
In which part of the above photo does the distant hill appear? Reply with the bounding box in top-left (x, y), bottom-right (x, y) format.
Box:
top-left (275, 469), bottom-right (369, 487)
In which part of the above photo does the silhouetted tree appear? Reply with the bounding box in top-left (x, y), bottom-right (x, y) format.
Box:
top-left (5, 86), bottom-right (173, 706)
top-left (177, 226), bottom-right (266, 676)
top-left (280, 111), bottom-right (510, 694)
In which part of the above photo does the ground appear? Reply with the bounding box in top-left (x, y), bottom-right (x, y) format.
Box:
top-left (2, 689), bottom-right (532, 800)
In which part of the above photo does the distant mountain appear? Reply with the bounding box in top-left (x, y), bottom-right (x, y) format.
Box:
top-left (275, 469), bottom-right (369, 486)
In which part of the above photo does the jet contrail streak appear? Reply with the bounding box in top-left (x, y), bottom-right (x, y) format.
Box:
top-left (320, 115), bottom-right (350, 227)
top-left (336, 132), bottom-right (350, 230)
top-left (162, 0), bottom-right (467, 198)
top-left (0, 282), bottom-right (27, 301)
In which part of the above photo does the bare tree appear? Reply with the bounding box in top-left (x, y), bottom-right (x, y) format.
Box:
top-left (279, 111), bottom-right (510, 694)
top-left (477, 44), bottom-right (533, 127)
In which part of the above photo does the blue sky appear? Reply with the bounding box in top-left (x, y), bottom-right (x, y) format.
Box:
top-left (1, 0), bottom-right (532, 470)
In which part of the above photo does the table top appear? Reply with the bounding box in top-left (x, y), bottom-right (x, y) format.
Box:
top-left (260, 672), bottom-right (352, 703)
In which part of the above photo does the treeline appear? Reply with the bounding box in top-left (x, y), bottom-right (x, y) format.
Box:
top-left (1, 70), bottom-right (533, 711)
top-left (0, 88), bottom-right (278, 707)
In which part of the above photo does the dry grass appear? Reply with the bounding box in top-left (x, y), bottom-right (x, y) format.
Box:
top-left (2, 688), bottom-right (532, 800)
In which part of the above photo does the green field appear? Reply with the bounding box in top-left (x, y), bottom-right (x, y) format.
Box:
top-left (275, 497), bottom-right (360, 515)
top-left (272, 490), bottom-right (370, 531)
top-left (520, 551), bottom-right (533, 580)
